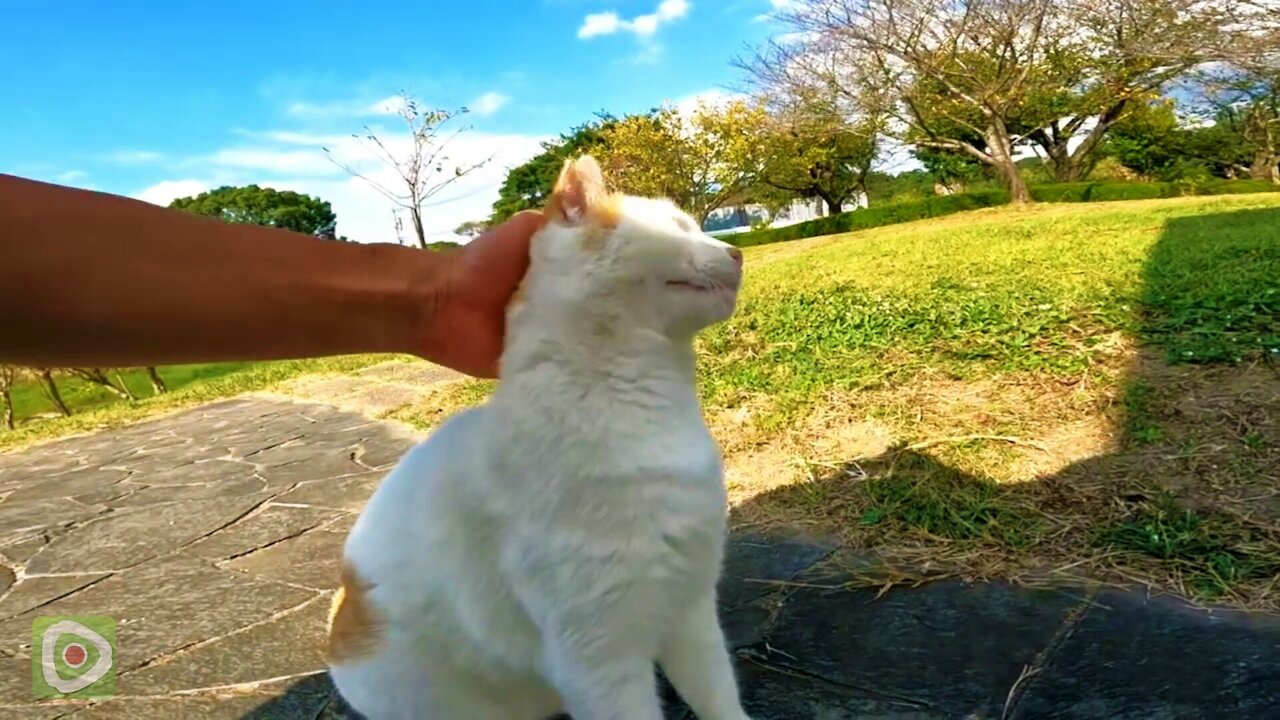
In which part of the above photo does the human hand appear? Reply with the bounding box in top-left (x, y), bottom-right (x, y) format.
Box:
top-left (419, 210), bottom-right (544, 378)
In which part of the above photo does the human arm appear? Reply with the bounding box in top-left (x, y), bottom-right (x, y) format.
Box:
top-left (0, 173), bottom-right (541, 378)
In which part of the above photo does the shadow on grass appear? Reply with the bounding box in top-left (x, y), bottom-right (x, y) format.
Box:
top-left (727, 207), bottom-right (1280, 605)
top-left (240, 209), bottom-right (1280, 718)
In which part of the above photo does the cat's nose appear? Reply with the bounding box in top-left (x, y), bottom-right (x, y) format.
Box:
top-left (726, 246), bottom-right (743, 267)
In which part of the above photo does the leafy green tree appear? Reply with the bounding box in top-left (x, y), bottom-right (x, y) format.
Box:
top-left (453, 220), bottom-right (488, 239)
top-left (489, 115), bottom-right (614, 223)
top-left (757, 89), bottom-right (882, 213)
top-left (1103, 100), bottom-right (1188, 179)
top-left (1025, 0), bottom-right (1231, 183)
top-left (1194, 62), bottom-right (1280, 183)
top-left (599, 99), bottom-right (769, 224)
top-left (749, 0), bottom-right (1071, 203)
top-left (169, 185), bottom-right (338, 237)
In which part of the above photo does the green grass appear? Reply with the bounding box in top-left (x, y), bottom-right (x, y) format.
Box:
top-left (726, 179), bottom-right (1280, 248)
top-left (699, 195), bottom-right (1280, 429)
top-left (0, 355), bottom-right (403, 450)
top-left (9, 362), bottom-right (256, 419)
top-left (1096, 495), bottom-right (1280, 598)
top-left (704, 193), bottom-right (1280, 607)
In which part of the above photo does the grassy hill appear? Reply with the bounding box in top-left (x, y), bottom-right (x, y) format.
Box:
top-left (5, 193), bottom-right (1278, 609)
top-left (392, 193), bottom-right (1280, 609)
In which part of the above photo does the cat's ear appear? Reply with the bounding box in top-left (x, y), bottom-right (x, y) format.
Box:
top-left (546, 155), bottom-right (609, 225)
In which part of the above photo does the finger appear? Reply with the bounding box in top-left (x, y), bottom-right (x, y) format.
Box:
top-left (468, 210), bottom-right (543, 287)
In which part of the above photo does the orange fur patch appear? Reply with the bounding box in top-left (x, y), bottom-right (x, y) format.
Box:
top-left (326, 562), bottom-right (383, 664)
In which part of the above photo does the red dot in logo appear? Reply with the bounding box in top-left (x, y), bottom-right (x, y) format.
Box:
top-left (62, 643), bottom-right (87, 668)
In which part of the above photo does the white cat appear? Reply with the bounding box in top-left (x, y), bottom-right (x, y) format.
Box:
top-left (326, 155), bottom-right (751, 720)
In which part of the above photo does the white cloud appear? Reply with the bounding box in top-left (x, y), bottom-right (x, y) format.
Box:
top-left (206, 147), bottom-right (344, 176)
top-left (577, 0), bottom-right (690, 39)
top-left (100, 150), bottom-right (164, 164)
top-left (753, 0), bottom-right (794, 22)
top-left (56, 170), bottom-right (88, 183)
top-left (285, 96), bottom-right (403, 119)
top-left (470, 91), bottom-right (510, 117)
top-left (579, 12), bottom-right (623, 38)
top-left (674, 88), bottom-right (745, 116)
top-left (136, 179), bottom-right (211, 206)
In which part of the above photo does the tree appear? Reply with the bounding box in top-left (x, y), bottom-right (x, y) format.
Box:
top-left (756, 88), bottom-right (883, 214)
top-left (1103, 99), bottom-right (1190, 179)
top-left (489, 115), bottom-right (614, 223)
top-left (169, 185), bottom-right (338, 237)
top-left (327, 91), bottom-right (490, 249)
top-left (598, 99), bottom-right (768, 224)
top-left (1024, 0), bottom-right (1232, 182)
top-left (146, 366), bottom-right (168, 395)
top-left (67, 368), bottom-right (135, 401)
top-left (748, 0), bottom-right (1080, 203)
top-left (38, 369), bottom-right (70, 417)
top-left (1191, 62), bottom-right (1280, 183)
top-left (453, 220), bottom-right (488, 239)
top-left (0, 365), bottom-right (17, 430)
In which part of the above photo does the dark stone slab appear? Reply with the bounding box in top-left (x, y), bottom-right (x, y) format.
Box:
top-left (735, 656), bottom-right (950, 719)
top-left (125, 457), bottom-right (259, 487)
top-left (0, 498), bottom-right (107, 539)
top-left (24, 495), bottom-right (269, 574)
top-left (123, 596), bottom-right (330, 693)
top-left (760, 579), bottom-right (1089, 718)
top-left (0, 558), bottom-right (315, 684)
top-left (0, 535), bottom-right (48, 566)
top-left (719, 532), bottom-right (834, 610)
top-left (271, 471), bottom-right (385, 513)
top-left (1011, 591), bottom-right (1280, 719)
top-left (0, 574), bottom-right (108, 621)
top-left (237, 673), bottom-right (341, 719)
top-left (223, 527), bottom-right (346, 591)
top-left (107, 475), bottom-right (269, 508)
top-left (0, 469), bottom-right (130, 504)
top-left (54, 696), bottom-right (276, 719)
top-left (182, 504), bottom-right (343, 561)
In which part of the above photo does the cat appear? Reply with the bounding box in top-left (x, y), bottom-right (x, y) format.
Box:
top-left (326, 154), bottom-right (752, 720)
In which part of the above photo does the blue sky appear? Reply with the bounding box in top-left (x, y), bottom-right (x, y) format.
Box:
top-left (3, 0), bottom-right (789, 242)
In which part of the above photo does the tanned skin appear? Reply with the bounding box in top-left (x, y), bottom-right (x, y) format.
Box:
top-left (0, 173), bottom-right (543, 378)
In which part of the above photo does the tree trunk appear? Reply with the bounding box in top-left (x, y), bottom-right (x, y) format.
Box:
top-left (410, 206), bottom-right (427, 249)
top-left (2, 389), bottom-right (12, 430)
top-left (1250, 151), bottom-right (1280, 184)
top-left (817, 190), bottom-right (843, 215)
top-left (114, 372), bottom-right (137, 401)
top-left (39, 370), bottom-right (71, 417)
top-left (147, 367), bottom-right (168, 394)
top-left (985, 120), bottom-right (1031, 204)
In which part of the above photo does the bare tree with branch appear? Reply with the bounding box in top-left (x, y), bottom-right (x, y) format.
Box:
top-left (745, 0), bottom-right (1074, 203)
top-left (67, 368), bottom-right (135, 401)
top-left (325, 92), bottom-right (492, 249)
top-left (38, 369), bottom-right (71, 417)
top-left (0, 365), bottom-right (18, 430)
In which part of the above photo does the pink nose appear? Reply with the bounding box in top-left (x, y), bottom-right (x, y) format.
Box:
top-left (726, 246), bottom-right (743, 267)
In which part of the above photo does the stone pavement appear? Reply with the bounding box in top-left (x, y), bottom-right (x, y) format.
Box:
top-left (0, 397), bottom-right (1277, 719)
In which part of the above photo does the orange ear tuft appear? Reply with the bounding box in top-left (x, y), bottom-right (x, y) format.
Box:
top-left (546, 155), bottom-right (609, 225)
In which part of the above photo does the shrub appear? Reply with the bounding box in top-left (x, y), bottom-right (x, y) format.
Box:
top-left (727, 180), bottom-right (1278, 249)
top-left (728, 190), bottom-right (1010, 248)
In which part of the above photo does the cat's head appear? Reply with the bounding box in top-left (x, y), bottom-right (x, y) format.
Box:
top-left (509, 155), bottom-right (743, 341)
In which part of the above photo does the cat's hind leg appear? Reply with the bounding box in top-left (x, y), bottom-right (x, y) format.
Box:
top-left (657, 591), bottom-right (752, 720)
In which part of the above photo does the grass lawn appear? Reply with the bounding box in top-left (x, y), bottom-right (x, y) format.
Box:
top-left (388, 193), bottom-right (1280, 610)
top-left (0, 355), bottom-right (404, 451)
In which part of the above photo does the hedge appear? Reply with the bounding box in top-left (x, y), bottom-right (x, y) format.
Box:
top-left (725, 179), bottom-right (1280, 248)
top-left (727, 190), bottom-right (1010, 248)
